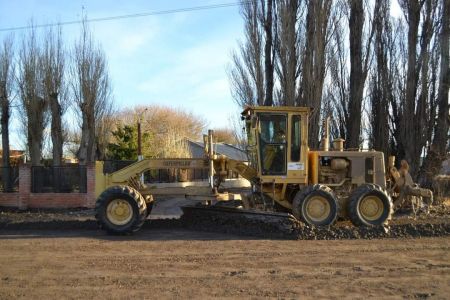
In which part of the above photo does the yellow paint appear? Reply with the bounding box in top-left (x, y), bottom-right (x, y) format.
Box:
top-left (106, 199), bottom-right (133, 225)
top-left (95, 161), bottom-right (106, 198)
top-left (309, 151), bottom-right (319, 184)
top-left (359, 196), bottom-right (383, 221)
top-left (304, 195), bottom-right (331, 222)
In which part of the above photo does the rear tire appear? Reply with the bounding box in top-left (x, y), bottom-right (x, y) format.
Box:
top-left (348, 184), bottom-right (393, 226)
top-left (292, 185), bottom-right (339, 226)
top-left (95, 186), bottom-right (147, 235)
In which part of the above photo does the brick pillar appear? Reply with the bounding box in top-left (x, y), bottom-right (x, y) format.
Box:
top-left (86, 163), bottom-right (96, 208)
top-left (18, 164), bottom-right (31, 209)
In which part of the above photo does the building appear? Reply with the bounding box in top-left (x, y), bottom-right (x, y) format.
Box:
top-left (186, 140), bottom-right (247, 161)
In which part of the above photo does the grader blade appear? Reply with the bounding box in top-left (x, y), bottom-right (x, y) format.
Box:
top-left (180, 205), bottom-right (301, 238)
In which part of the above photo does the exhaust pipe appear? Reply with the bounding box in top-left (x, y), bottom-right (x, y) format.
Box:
top-left (321, 117), bottom-right (330, 151)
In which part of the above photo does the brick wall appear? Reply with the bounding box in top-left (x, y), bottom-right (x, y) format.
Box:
top-left (0, 164), bottom-right (96, 209)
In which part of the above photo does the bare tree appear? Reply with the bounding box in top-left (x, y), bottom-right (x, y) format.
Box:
top-left (260, 0), bottom-right (275, 106)
top-left (113, 105), bottom-right (205, 159)
top-left (299, 0), bottom-right (333, 148)
top-left (72, 19), bottom-right (112, 165)
top-left (95, 101), bottom-right (116, 160)
top-left (399, 0), bottom-right (439, 176)
top-left (276, 0), bottom-right (300, 106)
top-left (42, 26), bottom-right (67, 166)
top-left (17, 26), bottom-right (47, 166)
top-left (432, 0), bottom-right (450, 155)
top-left (386, 17), bottom-right (408, 163)
top-left (414, 0), bottom-right (439, 161)
top-left (0, 34), bottom-right (14, 190)
top-left (228, 113), bottom-right (248, 150)
top-left (346, 0), bottom-right (375, 149)
top-left (420, 0), bottom-right (450, 186)
top-left (229, 1), bottom-right (264, 107)
top-left (369, 0), bottom-right (392, 157)
top-left (326, 4), bottom-right (348, 140)
top-left (399, 0), bottom-right (424, 174)
top-left (212, 127), bottom-right (240, 145)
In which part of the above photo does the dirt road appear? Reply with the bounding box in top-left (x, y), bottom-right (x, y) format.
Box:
top-left (0, 228), bottom-right (449, 299)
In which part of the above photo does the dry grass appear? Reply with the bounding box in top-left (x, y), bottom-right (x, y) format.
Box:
top-left (434, 175), bottom-right (450, 203)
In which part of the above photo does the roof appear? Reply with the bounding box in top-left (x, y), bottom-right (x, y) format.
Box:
top-left (187, 140), bottom-right (247, 161)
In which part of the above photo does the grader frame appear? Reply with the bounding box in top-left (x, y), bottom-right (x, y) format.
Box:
top-left (94, 106), bottom-right (432, 234)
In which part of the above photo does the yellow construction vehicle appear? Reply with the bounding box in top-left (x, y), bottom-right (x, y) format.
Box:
top-left (94, 106), bottom-right (432, 234)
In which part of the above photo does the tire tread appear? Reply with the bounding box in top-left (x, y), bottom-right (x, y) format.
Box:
top-left (292, 184), bottom-right (339, 226)
top-left (348, 184), bottom-right (393, 227)
top-left (95, 185), bottom-right (147, 235)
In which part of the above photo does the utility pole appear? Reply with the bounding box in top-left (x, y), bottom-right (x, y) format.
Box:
top-left (137, 108), bottom-right (148, 183)
top-left (137, 120), bottom-right (142, 159)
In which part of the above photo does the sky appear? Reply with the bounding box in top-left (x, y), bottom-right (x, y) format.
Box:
top-left (0, 0), bottom-right (404, 150)
top-left (0, 0), bottom-right (245, 148)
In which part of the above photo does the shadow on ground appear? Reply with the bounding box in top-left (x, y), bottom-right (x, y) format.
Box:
top-left (0, 219), bottom-right (266, 241)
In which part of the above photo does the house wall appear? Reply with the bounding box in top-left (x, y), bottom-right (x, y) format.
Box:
top-left (0, 164), bottom-right (95, 209)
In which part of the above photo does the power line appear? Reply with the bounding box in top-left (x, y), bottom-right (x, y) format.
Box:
top-left (0, 1), bottom-right (252, 32)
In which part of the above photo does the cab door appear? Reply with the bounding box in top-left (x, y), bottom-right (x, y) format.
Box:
top-left (258, 113), bottom-right (287, 175)
top-left (286, 113), bottom-right (307, 183)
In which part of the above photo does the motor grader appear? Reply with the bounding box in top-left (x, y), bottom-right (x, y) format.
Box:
top-left (94, 106), bottom-right (432, 234)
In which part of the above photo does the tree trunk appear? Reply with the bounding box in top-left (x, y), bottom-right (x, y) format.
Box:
top-left (371, 0), bottom-right (390, 158)
top-left (277, 0), bottom-right (298, 106)
top-left (347, 0), bottom-right (365, 149)
top-left (263, 0), bottom-right (274, 106)
top-left (0, 93), bottom-right (11, 191)
top-left (433, 0), bottom-right (450, 155)
top-left (28, 134), bottom-right (43, 167)
top-left (26, 96), bottom-right (46, 166)
top-left (50, 93), bottom-right (63, 166)
top-left (78, 105), bottom-right (97, 165)
top-left (401, 1), bottom-right (422, 175)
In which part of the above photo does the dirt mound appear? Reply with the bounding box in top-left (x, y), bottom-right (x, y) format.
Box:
top-left (180, 204), bottom-right (450, 239)
top-left (181, 211), bottom-right (450, 240)
top-left (1, 206), bottom-right (449, 240)
top-left (294, 222), bottom-right (450, 240)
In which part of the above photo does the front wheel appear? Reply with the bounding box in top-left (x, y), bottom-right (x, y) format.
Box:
top-left (95, 186), bottom-right (147, 235)
top-left (292, 185), bottom-right (339, 226)
top-left (348, 184), bottom-right (393, 226)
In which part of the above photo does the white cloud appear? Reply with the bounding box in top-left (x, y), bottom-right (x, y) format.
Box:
top-left (118, 32), bottom-right (153, 54)
top-left (91, 17), bottom-right (161, 58)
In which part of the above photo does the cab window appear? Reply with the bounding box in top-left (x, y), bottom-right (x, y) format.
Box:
top-left (258, 114), bottom-right (287, 175)
top-left (291, 115), bottom-right (301, 162)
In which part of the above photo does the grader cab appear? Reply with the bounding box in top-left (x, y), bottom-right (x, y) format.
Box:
top-left (94, 106), bottom-right (432, 235)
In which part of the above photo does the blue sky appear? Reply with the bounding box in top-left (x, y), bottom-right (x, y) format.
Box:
top-left (0, 0), bottom-right (245, 148)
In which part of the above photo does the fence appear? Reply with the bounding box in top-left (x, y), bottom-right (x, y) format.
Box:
top-left (31, 165), bottom-right (87, 193)
top-left (0, 166), bottom-right (19, 192)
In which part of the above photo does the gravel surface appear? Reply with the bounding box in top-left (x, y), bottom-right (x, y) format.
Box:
top-left (0, 204), bottom-right (449, 240)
